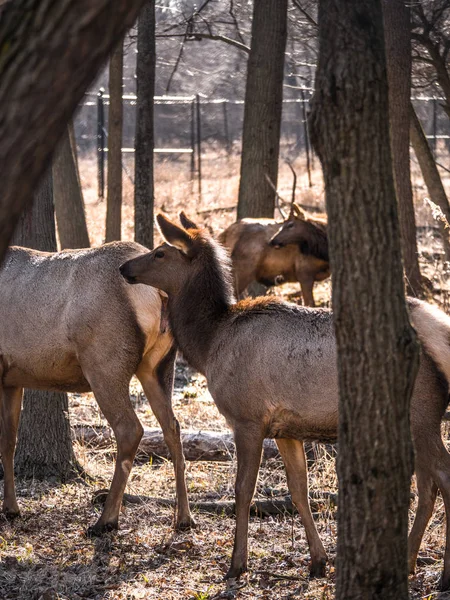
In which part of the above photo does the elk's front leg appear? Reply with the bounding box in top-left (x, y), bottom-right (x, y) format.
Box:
top-left (298, 277), bottom-right (315, 307)
top-left (0, 386), bottom-right (23, 518)
top-left (226, 423), bottom-right (264, 580)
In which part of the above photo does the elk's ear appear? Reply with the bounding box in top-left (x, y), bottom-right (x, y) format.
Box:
top-left (292, 203), bottom-right (307, 220)
top-left (179, 212), bottom-right (199, 230)
top-left (156, 213), bottom-right (194, 256)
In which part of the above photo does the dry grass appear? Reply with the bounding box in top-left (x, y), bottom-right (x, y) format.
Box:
top-left (2, 150), bottom-right (450, 598)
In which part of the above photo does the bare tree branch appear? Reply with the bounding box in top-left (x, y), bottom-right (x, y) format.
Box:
top-left (291, 0), bottom-right (318, 28)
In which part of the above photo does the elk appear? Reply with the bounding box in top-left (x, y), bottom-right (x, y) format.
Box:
top-left (0, 242), bottom-right (194, 535)
top-left (218, 204), bottom-right (329, 306)
top-left (121, 212), bottom-right (450, 590)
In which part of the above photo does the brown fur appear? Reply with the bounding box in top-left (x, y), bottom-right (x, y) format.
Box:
top-left (121, 214), bottom-right (450, 590)
top-left (218, 205), bottom-right (329, 306)
top-left (0, 242), bottom-right (194, 534)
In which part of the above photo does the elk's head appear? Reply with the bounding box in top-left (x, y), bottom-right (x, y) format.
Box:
top-left (120, 213), bottom-right (201, 295)
top-left (269, 203), bottom-right (307, 248)
top-left (120, 212), bottom-right (234, 300)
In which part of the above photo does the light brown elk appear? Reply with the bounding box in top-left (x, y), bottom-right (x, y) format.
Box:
top-left (121, 213), bottom-right (450, 590)
top-left (0, 242), bottom-right (194, 534)
top-left (218, 204), bottom-right (329, 305)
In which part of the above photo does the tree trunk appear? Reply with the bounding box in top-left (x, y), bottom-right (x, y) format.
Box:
top-left (13, 170), bottom-right (79, 480)
top-left (384, 0), bottom-right (423, 296)
top-left (422, 40), bottom-right (450, 120)
top-left (309, 1), bottom-right (419, 598)
top-left (237, 0), bottom-right (288, 219)
top-left (105, 37), bottom-right (124, 243)
top-left (134, 1), bottom-right (156, 249)
top-left (410, 103), bottom-right (450, 260)
top-left (53, 126), bottom-right (90, 249)
top-left (0, 0), bottom-right (147, 265)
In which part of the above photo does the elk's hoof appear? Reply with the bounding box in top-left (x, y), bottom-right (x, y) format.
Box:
top-left (310, 557), bottom-right (327, 579)
top-left (224, 563), bottom-right (247, 581)
top-left (175, 516), bottom-right (197, 531)
top-left (86, 521), bottom-right (118, 538)
top-left (2, 507), bottom-right (20, 520)
top-left (441, 573), bottom-right (450, 592)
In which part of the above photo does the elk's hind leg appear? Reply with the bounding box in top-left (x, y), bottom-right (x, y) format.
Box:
top-left (276, 438), bottom-right (327, 578)
top-left (429, 444), bottom-right (450, 591)
top-left (408, 466), bottom-right (437, 574)
top-left (82, 364), bottom-right (143, 536)
top-left (0, 386), bottom-right (23, 518)
top-left (137, 347), bottom-right (194, 530)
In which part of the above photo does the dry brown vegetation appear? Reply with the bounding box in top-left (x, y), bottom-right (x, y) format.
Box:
top-left (1, 150), bottom-right (450, 599)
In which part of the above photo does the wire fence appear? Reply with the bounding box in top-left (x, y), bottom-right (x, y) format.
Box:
top-left (74, 89), bottom-right (450, 201)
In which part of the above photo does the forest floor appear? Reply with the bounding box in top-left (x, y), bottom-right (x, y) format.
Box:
top-left (1, 149), bottom-right (450, 599)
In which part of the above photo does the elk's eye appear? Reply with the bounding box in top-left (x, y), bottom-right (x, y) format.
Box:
top-left (155, 250), bottom-right (165, 259)
top-left (287, 222), bottom-right (294, 229)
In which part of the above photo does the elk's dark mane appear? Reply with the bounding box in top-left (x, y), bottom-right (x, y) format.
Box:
top-left (298, 219), bottom-right (329, 262)
top-left (168, 233), bottom-right (235, 373)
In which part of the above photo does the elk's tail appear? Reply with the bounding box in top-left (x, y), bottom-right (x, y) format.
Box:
top-left (409, 298), bottom-right (450, 383)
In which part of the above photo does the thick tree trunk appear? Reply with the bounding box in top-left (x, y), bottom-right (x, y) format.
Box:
top-left (53, 126), bottom-right (90, 249)
top-left (384, 0), bottom-right (423, 296)
top-left (105, 37), bottom-right (124, 243)
top-left (134, 1), bottom-right (156, 249)
top-left (13, 171), bottom-right (79, 480)
top-left (309, 1), bottom-right (419, 599)
top-left (0, 0), bottom-right (147, 265)
top-left (410, 104), bottom-right (450, 259)
top-left (237, 0), bottom-right (288, 219)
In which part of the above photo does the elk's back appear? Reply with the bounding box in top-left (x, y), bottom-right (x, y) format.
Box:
top-left (0, 242), bottom-right (165, 391)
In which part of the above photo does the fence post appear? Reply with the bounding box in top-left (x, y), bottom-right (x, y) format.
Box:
top-left (97, 88), bottom-right (105, 199)
top-left (300, 89), bottom-right (313, 188)
top-left (190, 98), bottom-right (195, 181)
top-left (222, 100), bottom-right (231, 157)
top-left (433, 96), bottom-right (438, 158)
top-left (196, 94), bottom-right (202, 204)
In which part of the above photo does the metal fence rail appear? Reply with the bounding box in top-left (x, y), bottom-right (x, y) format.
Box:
top-left (74, 89), bottom-right (450, 202)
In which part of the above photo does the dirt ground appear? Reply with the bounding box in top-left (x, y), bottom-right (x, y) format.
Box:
top-left (1, 151), bottom-right (450, 599)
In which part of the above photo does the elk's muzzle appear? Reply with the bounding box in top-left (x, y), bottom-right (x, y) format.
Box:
top-left (119, 261), bottom-right (138, 284)
top-left (269, 238), bottom-right (284, 249)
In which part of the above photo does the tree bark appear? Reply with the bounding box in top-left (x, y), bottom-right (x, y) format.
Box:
top-left (237, 0), bottom-right (288, 219)
top-left (105, 37), bottom-right (124, 243)
top-left (53, 126), bottom-right (90, 249)
top-left (0, 0), bottom-right (147, 266)
top-left (410, 103), bottom-right (450, 259)
top-left (134, 1), bottom-right (156, 249)
top-left (309, 1), bottom-right (419, 599)
top-left (384, 0), bottom-right (423, 296)
top-left (13, 170), bottom-right (79, 480)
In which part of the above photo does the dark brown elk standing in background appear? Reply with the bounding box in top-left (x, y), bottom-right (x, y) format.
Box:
top-left (0, 241), bottom-right (194, 534)
top-left (218, 204), bottom-right (329, 306)
top-left (121, 213), bottom-right (450, 589)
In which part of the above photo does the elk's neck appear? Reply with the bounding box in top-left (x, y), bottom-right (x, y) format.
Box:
top-left (168, 253), bottom-right (234, 374)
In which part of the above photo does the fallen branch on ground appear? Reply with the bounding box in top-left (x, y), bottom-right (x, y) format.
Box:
top-left (92, 489), bottom-right (338, 516)
top-left (73, 425), bottom-right (279, 461)
top-left (73, 425), bottom-right (337, 464)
